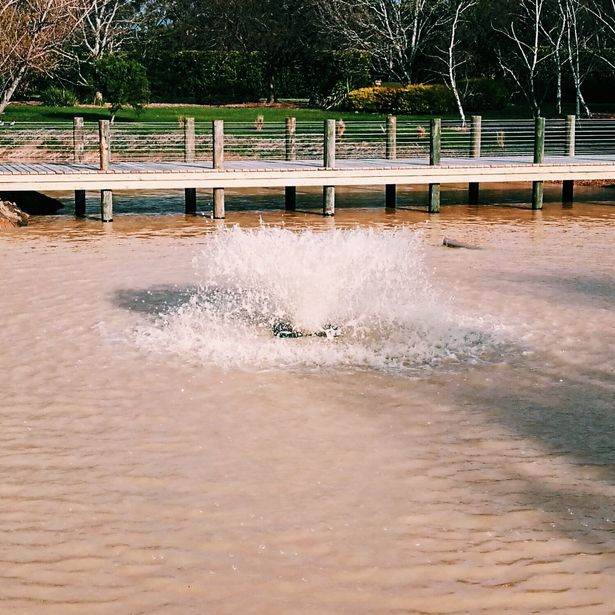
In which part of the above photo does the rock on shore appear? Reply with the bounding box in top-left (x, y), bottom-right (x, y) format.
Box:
top-left (0, 200), bottom-right (29, 228)
top-left (0, 191), bottom-right (63, 215)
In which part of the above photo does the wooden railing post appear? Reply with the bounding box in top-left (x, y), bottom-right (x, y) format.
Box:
top-left (565, 114), bottom-right (576, 157)
top-left (212, 120), bottom-right (225, 219)
top-left (324, 119), bottom-right (336, 169)
top-left (286, 117), bottom-right (297, 161)
top-left (285, 117), bottom-right (297, 211)
top-left (428, 118), bottom-right (441, 213)
top-left (532, 116), bottom-right (545, 210)
top-left (184, 117), bottom-right (195, 163)
top-left (73, 117), bottom-right (84, 163)
top-left (386, 115), bottom-right (397, 160)
top-left (385, 115), bottom-right (397, 209)
top-left (98, 119), bottom-right (110, 171)
top-left (323, 119), bottom-right (336, 216)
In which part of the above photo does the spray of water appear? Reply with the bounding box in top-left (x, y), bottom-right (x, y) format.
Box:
top-left (136, 226), bottom-right (499, 372)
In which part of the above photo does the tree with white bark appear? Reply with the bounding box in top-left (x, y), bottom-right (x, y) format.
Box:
top-left (494, 0), bottom-right (558, 117)
top-left (316, 0), bottom-right (449, 84)
top-left (433, 0), bottom-right (477, 124)
top-left (79, 0), bottom-right (135, 60)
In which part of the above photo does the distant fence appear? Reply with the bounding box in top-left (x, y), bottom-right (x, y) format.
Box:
top-left (0, 115), bottom-right (614, 165)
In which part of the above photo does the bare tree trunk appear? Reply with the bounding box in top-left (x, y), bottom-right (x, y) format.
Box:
top-left (0, 64), bottom-right (27, 114)
top-left (266, 71), bottom-right (275, 104)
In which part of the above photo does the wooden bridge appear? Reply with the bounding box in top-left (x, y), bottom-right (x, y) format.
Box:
top-left (1, 115), bottom-right (614, 221)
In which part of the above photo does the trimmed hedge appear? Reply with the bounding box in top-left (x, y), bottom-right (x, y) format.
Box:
top-left (170, 51), bottom-right (265, 104)
top-left (347, 84), bottom-right (456, 114)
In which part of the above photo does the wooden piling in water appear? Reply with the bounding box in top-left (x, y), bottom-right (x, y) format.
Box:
top-left (185, 188), bottom-right (197, 215)
top-left (285, 117), bottom-right (297, 211)
top-left (469, 115), bottom-right (481, 204)
top-left (532, 117), bottom-right (545, 210)
top-left (75, 190), bottom-right (86, 217)
top-left (385, 115), bottom-right (397, 208)
top-left (323, 119), bottom-right (336, 216)
top-left (212, 120), bottom-right (225, 219)
top-left (101, 189), bottom-right (113, 222)
top-left (563, 114), bottom-right (575, 204)
top-left (428, 118), bottom-right (441, 213)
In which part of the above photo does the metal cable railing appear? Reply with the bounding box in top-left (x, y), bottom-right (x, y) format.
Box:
top-left (0, 122), bottom-right (98, 163)
top-left (2, 117), bottom-right (615, 164)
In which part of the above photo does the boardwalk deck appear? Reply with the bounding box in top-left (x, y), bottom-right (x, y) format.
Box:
top-left (1, 155), bottom-right (615, 192)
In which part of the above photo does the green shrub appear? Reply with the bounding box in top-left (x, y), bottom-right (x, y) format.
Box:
top-left (395, 85), bottom-right (455, 114)
top-left (40, 86), bottom-right (78, 107)
top-left (462, 78), bottom-right (508, 111)
top-left (94, 55), bottom-right (150, 116)
top-left (347, 84), bottom-right (455, 115)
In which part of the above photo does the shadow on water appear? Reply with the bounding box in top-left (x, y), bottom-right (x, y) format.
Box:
top-left (455, 361), bottom-right (615, 546)
top-left (501, 272), bottom-right (615, 308)
top-left (115, 286), bottom-right (197, 317)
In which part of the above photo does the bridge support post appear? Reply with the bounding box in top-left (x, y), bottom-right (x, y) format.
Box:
top-left (385, 115), bottom-right (397, 208)
top-left (428, 118), bottom-right (441, 213)
top-left (212, 120), bottom-right (225, 219)
top-left (183, 117), bottom-right (197, 214)
top-left (562, 180), bottom-right (574, 203)
top-left (469, 115), bottom-right (481, 204)
top-left (323, 119), bottom-right (336, 216)
top-left (285, 117), bottom-right (297, 211)
top-left (75, 190), bottom-right (86, 217)
top-left (101, 190), bottom-right (113, 222)
top-left (185, 188), bottom-right (197, 215)
top-left (385, 184), bottom-right (396, 209)
top-left (532, 116), bottom-right (545, 210)
top-left (563, 115), bottom-right (575, 205)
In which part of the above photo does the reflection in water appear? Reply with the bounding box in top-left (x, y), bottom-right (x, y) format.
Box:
top-left (0, 196), bottom-right (614, 614)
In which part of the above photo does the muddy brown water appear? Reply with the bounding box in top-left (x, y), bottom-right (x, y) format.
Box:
top-left (1, 185), bottom-right (614, 614)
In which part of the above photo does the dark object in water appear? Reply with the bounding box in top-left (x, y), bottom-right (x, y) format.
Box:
top-left (0, 191), bottom-right (64, 215)
top-left (315, 324), bottom-right (341, 338)
top-left (443, 237), bottom-right (480, 250)
top-left (272, 321), bottom-right (341, 339)
top-left (272, 321), bottom-right (303, 338)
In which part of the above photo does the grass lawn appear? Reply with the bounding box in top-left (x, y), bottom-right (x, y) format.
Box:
top-left (1, 103), bottom-right (392, 124)
top-left (2, 101), bottom-right (613, 125)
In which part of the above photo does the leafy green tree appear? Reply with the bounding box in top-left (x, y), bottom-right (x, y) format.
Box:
top-left (94, 54), bottom-right (150, 118)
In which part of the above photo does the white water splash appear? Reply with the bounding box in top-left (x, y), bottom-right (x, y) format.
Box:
top-left (135, 226), bottom-right (501, 372)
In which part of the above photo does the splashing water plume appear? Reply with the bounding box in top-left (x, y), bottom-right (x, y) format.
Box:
top-left (136, 226), bottom-right (498, 372)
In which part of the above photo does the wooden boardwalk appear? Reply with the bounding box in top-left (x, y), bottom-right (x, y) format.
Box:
top-left (2, 115), bottom-right (615, 219)
top-left (2, 155), bottom-right (615, 192)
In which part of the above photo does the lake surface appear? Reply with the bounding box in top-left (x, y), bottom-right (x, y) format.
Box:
top-left (1, 185), bottom-right (615, 614)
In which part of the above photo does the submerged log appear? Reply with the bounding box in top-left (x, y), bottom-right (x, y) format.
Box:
top-left (442, 237), bottom-right (480, 250)
top-left (0, 200), bottom-right (29, 228)
top-left (0, 191), bottom-right (63, 215)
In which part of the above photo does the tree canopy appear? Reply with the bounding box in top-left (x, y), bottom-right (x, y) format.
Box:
top-left (2, 0), bottom-right (615, 117)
